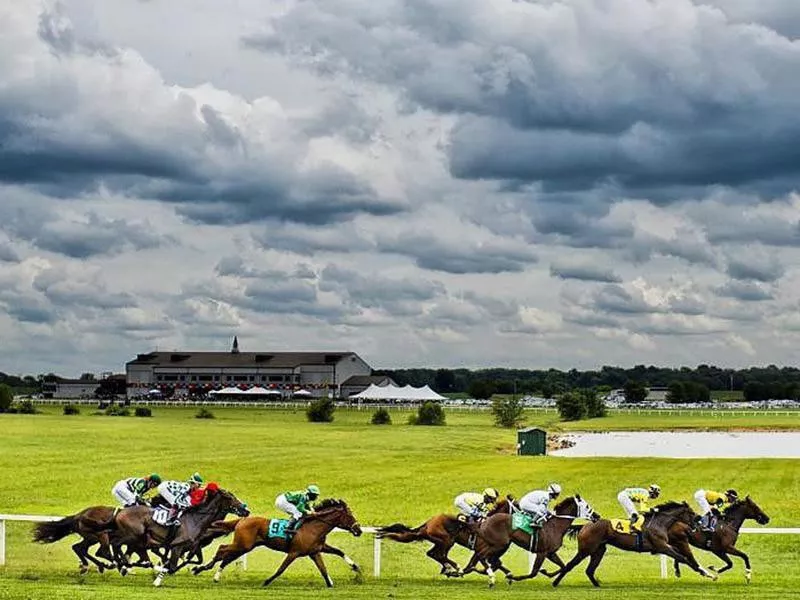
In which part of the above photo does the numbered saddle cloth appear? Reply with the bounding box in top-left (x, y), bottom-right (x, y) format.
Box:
top-left (512, 512), bottom-right (535, 535)
top-left (267, 518), bottom-right (291, 539)
top-left (152, 507), bottom-right (180, 526)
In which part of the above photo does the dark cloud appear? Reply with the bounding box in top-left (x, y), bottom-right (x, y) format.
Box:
top-left (726, 253), bottom-right (785, 282)
top-left (0, 242), bottom-right (20, 263)
top-left (714, 280), bottom-right (774, 302)
top-left (550, 262), bottom-right (621, 284)
top-left (591, 282), bottom-right (707, 316)
top-left (32, 271), bottom-right (137, 310)
top-left (253, 223), bottom-right (374, 256)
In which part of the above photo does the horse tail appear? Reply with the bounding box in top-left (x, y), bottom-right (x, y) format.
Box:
top-left (210, 518), bottom-right (242, 533)
top-left (32, 515), bottom-right (77, 543)
top-left (376, 522), bottom-right (426, 542)
top-left (567, 524), bottom-right (583, 540)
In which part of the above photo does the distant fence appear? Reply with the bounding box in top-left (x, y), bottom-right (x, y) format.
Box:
top-left (2, 512), bottom-right (797, 579)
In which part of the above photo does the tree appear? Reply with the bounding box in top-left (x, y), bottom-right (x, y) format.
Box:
top-left (433, 369), bottom-right (456, 393)
top-left (307, 398), bottom-right (335, 423)
top-left (556, 391), bottom-right (586, 421)
top-left (0, 384), bottom-right (13, 413)
top-left (492, 396), bottom-right (525, 428)
top-left (79, 373), bottom-right (96, 381)
top-left (468, 379), bottom-right (495, 400)
top-left (666, 381), bottom-right (686, 404)
top-left (410, 401), bottom-right (446, 426)
top-left (623, 380), bottom-right (648, 403)
top-left (582, 388), bottom-right (606, 418)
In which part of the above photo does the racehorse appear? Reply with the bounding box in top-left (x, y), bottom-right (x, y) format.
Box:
top-left (552, 501), bottom-right (715, 587)
top-left (458, 495), bottom-right (601, 586)
top-left (192, 498), bottom-right (363, 587)
top-left (32, 506), bottom-right (148, 574)
top-left (375, 496), bottom-right (516, 576)
top-left (673, 496), bottom-right (770, 583)
top-left (108, 487), bottom-right (250, 586)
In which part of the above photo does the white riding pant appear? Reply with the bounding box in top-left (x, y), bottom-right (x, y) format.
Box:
top-left (275, 494), bottom-right (303, 519)
top-left (112, 481), bottom-right (137, 506)
top-left (695, 490), bottom-right (711, 515)
top-left (617, 492), bottom-right (637, 517)
top-left (519, 498), bottom-right (548, 522)
top-left (455, 498), bottom-right (481, 518)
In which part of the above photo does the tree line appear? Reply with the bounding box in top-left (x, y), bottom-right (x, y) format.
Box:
top-left (375, 364), bottom-right (800, 402)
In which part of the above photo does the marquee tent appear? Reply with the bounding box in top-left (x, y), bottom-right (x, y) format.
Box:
top-left (349, 383), bottom-right (446, 402)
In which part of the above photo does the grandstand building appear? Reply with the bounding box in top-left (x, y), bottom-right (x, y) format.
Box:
top-left (125, 337), bottom-right (372, 399)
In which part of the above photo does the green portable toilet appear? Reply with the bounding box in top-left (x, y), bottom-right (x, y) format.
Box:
top-left (517, 427), bottom-right (547, 456)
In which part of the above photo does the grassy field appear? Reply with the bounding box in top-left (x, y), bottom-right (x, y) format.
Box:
top-left (0, 406), bottom-right (798, 599)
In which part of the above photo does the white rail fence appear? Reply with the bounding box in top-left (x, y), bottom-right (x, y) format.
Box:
top-left (1, 513), bottom-right (796, 579)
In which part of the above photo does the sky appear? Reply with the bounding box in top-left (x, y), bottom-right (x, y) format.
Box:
top-left (1, 0), bottom-right (800, 376)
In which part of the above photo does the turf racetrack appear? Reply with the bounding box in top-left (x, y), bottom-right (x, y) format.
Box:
top-left (1, 407), bottom-right (798, 599)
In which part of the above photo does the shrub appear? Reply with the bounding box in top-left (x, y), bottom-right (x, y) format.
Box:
top-left (105, 405), bottom-right (129, 417)
top-left (623, 380), bottom-right (648, 403)
top-left (0, 384), bottom-right (13, 413)
top-left (17, 400), bottom-right (38, 414)
top-left (491, 396), bottom-right (525, 428)
top-left (582, 389), bottom-right (607, 418)
top-left (134, 406), bottom-right (152, 418)
top-left (307, 398), bottom-right (335, 423)
top-left (556, 392), bottom-right (586, 421)
top-left (63, 404), bottom-right (80, 415)
top-left (196, 407), bottom-right (215, 419)
top-left (371, 408), bottom-right (392, 425)
top-left (410, 401), bottom-right (446, 426)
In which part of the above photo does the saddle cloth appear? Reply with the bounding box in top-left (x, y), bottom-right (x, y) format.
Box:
top-left (267, 518), bottom-right (291, 539)
top-left (512, 512), bottom-right (536, 534)
top-left (610, 514), bottom-right (646, 534)
top-left (152, 507), bottom-right (180, 526)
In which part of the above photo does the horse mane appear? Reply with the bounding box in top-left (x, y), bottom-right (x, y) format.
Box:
top-left (553, 496), bottom-right (575, 512)
top-left (723, 499), bottom-right (743, 516)
top-left (315, 498), bottom-right (347, 511)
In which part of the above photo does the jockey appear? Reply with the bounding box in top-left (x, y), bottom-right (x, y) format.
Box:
top-left (618, 484), bottom-right (661, 532)
top-left (454, 488), bottom-right (500, 523)
top-left (189, 481), bottom-right (221, 507)
top-left (157, 473), bottom-right (204, 515)
top-left (111, 473), bottom-right (161, 507)
top-left (275, 484), bottom-right (320, 531)
top-left (694, 488), bottom-right (738, 530)
top-left (519, 483), bottom-right (562, 527)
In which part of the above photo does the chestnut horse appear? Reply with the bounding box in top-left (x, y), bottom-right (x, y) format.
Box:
top-left (376, 497), bottom-right (516, 576)
top-left (673, 496), bottom-right (770, 583)
top-left (552, 501), bottom-right (715, 587)
top-left (192, 498), bottom-right (363, 587)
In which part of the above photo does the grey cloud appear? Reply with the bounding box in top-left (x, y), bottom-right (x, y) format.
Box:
top-left (253, 223), bottom-right (374, 256)
top-left (726, 252), bottom-right (785, 282)
top-left (32, 271), bottom-right (137, 310)
top-left (6, 304), bottom-right (57, 324)
top-left (0, 242), bottom-right (20, 263)
top-left (550, 262), bottom-right (621, 284)
top-left (593, 285), bottom-right (656, 315)
top-left (714, 280), bottom-right (774, 301)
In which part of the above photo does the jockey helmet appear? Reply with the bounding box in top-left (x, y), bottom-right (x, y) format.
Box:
top-left (548, 483), bottom-right (562, 497)
top-left (483, 488), bottom-right (499, 500)
top-left (206, 482), bottom-right (220, 493)
top-left (649, 484), bottom-right (661, 496)
top-left (725, 489), bottom-right (738, 501)
top-left (307, 484), bottom-right (320, 497)
top-left (149, 473), bottom-right (162, 485)
top-left (189, 472), bottom-right (203, 484)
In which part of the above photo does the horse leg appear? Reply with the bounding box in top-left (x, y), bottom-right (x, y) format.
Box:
top-left (552, 549), bottom-right (590, 587)
top-left (459, 551), bottom-right (484, 578)
top-left (721, 547), bottom-right (751, 582)
top-left (674, 558), bottom-right (681, 578)
top-left (193, 543), bottom-right (233, 576)
top-left (310, 553), bottom-right (334, 588)
top-left (262, 552), bottom-right (299, 587)
top-left (509, 552), bottom-right (546, 582)
top-left (655, 539), bottom-right (716, 581)
top-left (71, 540), bottom-right (92, 574)
top-left (540, 551), bottom-right (566, 578)
top-left (585, 545), bottom-right (607, 587)
top-left (319, 543), bottom-right (362, 579)
top-left (426, 545), bottom-right (458, 576)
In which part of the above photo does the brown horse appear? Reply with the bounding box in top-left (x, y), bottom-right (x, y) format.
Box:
top-left (552, 501), bottom-right (715, 587)
top-left (459, 495), bottom-right (601, 586)
top-left (192, 498), bottom-right (363, 587)
top-left (674, 496), bottom-right (770, 583)
top-left (32, 506), bottom-right (150, 573)
top-left (376, 497), bottom-right (516, 576)
top-left (108, 487), bottom-right (250, 585)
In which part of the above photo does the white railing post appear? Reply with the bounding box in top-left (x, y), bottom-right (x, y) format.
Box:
top-left (373, 534), bottom-right (381, 577)
top-left (0, 519), bottom-right (5, 566)
top-left (528, 552), bottom-right (535, 571)
top-left (660, 555), bottom-right (667, 578)
top-left (240, 553), bottom-right (247, 570)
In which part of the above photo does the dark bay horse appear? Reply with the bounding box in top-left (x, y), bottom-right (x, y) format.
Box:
top-left (192, 498), bottom-right (363, 587)
top-left (459, 495), bottom-right (601, 586)
top-left (376, 497), bottom-right (516, 576)
top-left (674, 496), bottom-right (770, 583)
top-left (552, 501), bottom-right (715, 587)
top-left (32, 506), bottom-right (122, 573)
top-left (109, 487), bottom-right (250, 586)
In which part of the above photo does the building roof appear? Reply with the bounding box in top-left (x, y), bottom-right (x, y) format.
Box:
top-left (126, 351), bottom-right (359, 369)
top-left (341, 375), bottom-right (391, 387)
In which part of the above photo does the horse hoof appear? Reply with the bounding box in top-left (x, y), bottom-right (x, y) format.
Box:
top-left (708, 565), bottom-right (717, 572)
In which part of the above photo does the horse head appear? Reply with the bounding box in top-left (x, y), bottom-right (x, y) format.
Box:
top-left (554, 494), bottom-right (601, 522)
top-left (214, 488), bottom-right (250, 517)
top-left (313, 498), bottom-right (362, 537)
top-left (737, 496), bottom-right (770, 525)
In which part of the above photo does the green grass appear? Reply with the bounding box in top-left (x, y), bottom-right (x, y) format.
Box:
top-left (0, 407), bottom-right (798, 599)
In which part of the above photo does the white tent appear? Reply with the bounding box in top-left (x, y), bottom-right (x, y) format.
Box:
top-left (293, 389), bottom-right (313, 397)
top-left (350, 383), bottom-right (445, 402)
top-left (208, 387), bottom-right (243, 395)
